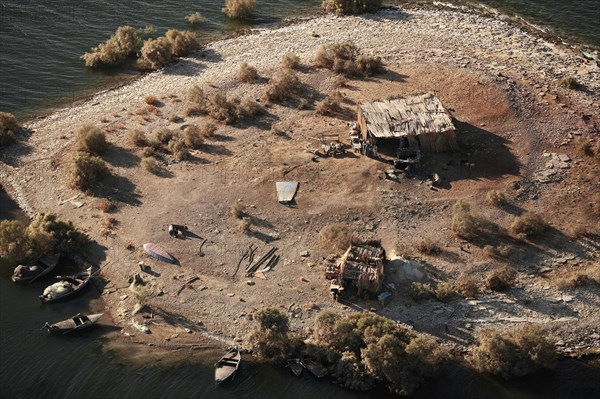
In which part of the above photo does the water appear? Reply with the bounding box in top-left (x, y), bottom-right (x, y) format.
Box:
top-left (0, 1), bottom-right (599, 119)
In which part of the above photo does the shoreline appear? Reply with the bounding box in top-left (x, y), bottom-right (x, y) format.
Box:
top-left (2, 2), bottom-right (599, 377)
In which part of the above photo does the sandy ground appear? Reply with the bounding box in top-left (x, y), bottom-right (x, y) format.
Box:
top-left (1, 6), bottom-right (599, 359)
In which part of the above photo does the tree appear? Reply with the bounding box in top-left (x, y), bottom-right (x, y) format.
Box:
top-left (247, 307), bottom-right (291, 361)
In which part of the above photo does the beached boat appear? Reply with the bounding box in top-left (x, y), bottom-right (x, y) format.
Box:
top-left (44, 313), bottom-right (103, 334)
top-left (214, 347), bottom-right (241, 384)
top-left (301, 357), bottom-right (328, 379)
top-left (287, 358), bottom-right (303, 377)
top-left (39, 267), bottom-right (93, 304)
top-left (143, 243), bottom-right (176, 264)
top-left (11, 254), bottom-right (61, 283)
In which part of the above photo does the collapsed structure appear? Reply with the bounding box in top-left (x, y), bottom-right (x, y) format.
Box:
top-left (357, 93), bottom-right (458, 154)
top-left (326, 243), bottom-right (385, 300)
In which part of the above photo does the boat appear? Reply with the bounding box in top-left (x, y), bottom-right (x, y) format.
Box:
top-left (301, 357), bottom-right (328, 379)
top-left (214, 347), bottom-right (241, 384)
top-left (286, 358), bottom-right (303, 377)
top-left (11, 254), bottom-right (61, 283)
top-left (39, 267), bottom-right (93, 304)
top-left (44, 313), bottom-right (103, 334)
top-left (143, 243), bottom-right (176, 264)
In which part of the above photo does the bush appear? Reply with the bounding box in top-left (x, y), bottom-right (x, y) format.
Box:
top-left (485, 190), bottom-right (507, 207)
top-left (315, 91), bottom-right (343, 116)
top-left (208, 93), bottom-right (261, 124)
top-left (451, 200), bottom-right (498, 240)
top-left (156, 128), bottom-right (176, 144)
top-left (144, 95), bottom-right (159, 106)
top-left (319, 223), bottom-right (356, 253)
top-left (415, 238), bottom-right (441, 255)
top-left (247, 307), bottom-right (291, 362)
top-left (222, 0), bottom-right (255, 20)
top-left (185, 12), bottom-right (203, 24)
top-left (264, 69), bottom-right (302, 103)
top-left (559, 77), bottom-right (581, 90)
top-left (183, 125), bottom-right (204, 149)
top-left (141, 156), bottom-right (160, 174)
top-left (185, 85), bottom-right (209, 116)
top-left (95, 198), bottom-right (116, 213)
top-left (165, 29), bottom-right (199, 57)
top-left (454, 275), bottom-right (479, 298)
top-left (69, 151), bottom-right (109, 191)
top-left (486, 265), bottom-right (517, 292)
top-left (76, 124), bottom-right (107, 155)
top-left (315, 42), bottom-right (383, 77)
top-left (470, 325), bottom-right (556, 379)
top-left (282, 52), bottom-right (300, 69)
top-left (575, 136), bottom-right (594, 156)
top-left (138, 37), bottom-right (173, 70)
top-left (81, 25), bottom-right (141, 68)
top-left (127, 129), bottom-right (147, 147)
top-left (511, 212), bottom-right (549, 238)
top-left (238, 62), bottom-right (259, 83)
top-left (0, 220), bottom-right (29, 267)
top-left (0, 112), bottom-right (19, 146)
top-left (322, 0), bottom-right (383, 15)
top-left (168, 138), bottom-right (188, 161)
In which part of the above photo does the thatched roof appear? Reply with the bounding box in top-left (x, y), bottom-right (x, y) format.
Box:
top-left (359, 93), bottom-right (455, 139)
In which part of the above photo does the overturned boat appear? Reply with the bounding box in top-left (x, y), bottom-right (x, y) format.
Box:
top-left (12, 254), bottom-right (61, 283)
top-left (44, 313), bottom-right (103, 334)
top-left (39, 267), bottom-right (93, 304)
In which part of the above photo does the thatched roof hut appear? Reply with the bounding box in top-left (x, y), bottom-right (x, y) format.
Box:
top-left (357, 93), bottom-right (458, 153)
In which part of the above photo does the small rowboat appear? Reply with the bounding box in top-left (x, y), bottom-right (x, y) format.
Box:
top-left (215, 347), bottom-right (241, 384)
top-left (39, 267), bottom-right (93, 304)
top-left (12, 254), bottom-right (61, 283)
top-left (44, 313), bottom-right (103, 334)
top-left (301, 357), bottom-right (328, 379)
top-left (143, 243), bottom-right (176, 264)
top-left (287, 358), bottom-right (303, 377)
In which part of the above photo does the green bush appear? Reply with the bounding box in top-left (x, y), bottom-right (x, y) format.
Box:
top-left (315, 42), bottom-right (383, 77)
top-left (470, 325), bottom-right (556, 379)
top-left (81, 26), bottom-right (141, 68)
top-left (322, 0), bottom-right (383, 15)
top-left (69, 151), bottom-right (109, 191)
top-left (247, 307), bottom-right (291, 362)
top-left (0, 112), bottom-right (19, 146)
top-left (138, 37), bottom-right (173, 70)
top-left (76, 124), bottom-right (107, 155)
top-left (222, 0), bottom-right (255, 20)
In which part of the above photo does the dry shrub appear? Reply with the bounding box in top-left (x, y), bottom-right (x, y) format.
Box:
top-left (199, 123), bottom-right (217, 139)
top-left (433, 282), bottom-right (455, 302)
top-left (127, 129), bottom-right (147, 147)
top-left (282, 52), bottom-right (300, 69)
top-left (555, 266), bottom-right (600, 290)
top-left (315, 91), bottom-right (343, 116)
top-left (165, 29), bottom-right (199, 57)
top-left (559, 77), bottom-right (581, 90)
top-left (319, 223), bottom-right (356, 253)
top-left (246, 307), bottom-right (291, 362)
top-left (485, 190), bottom-right (507, 207)
top-left (69, 152), bottom-right (109, 191)
top-left (238, 217), bottom-right (252, 234)
top-left (334, 76), bottom-right (348, 88)
top-left (410, 282), bottom-right (455, 301)
top-left (511, 212), bottom-right (549, 238)
top-left (454, 274), bottom-right (479, 298)
top-left (0, 112), bottom-right (19, 146)
top-left (141, 156), bottom-right (160, 174)
top-left (168, 138), bottom-right (188, 161)
top-left (314, 42), bottom-right (383, 77)
top-left (185, 12), bottom-right (203, 24)
top-left (144, 95), bottom-right (159, 106)
top-left (575, 136), bottom-right (594, 156)
top-left (322, 0), bottom-right (383, 15)
top-left (138, 37), bottom-right (173, 70)
top-left (484, 244), bottom-right (513, 259)
top-left (95, 198), bottom-right (115, 213)
top-left (100, 217), bottom-right (117, 237)
top-left (264, 69), bottom-right (302, 103)
top-left (183, 125), bottom-right (204, 149)
top-left (238, 62), bottom-right (259, 83)
top-left (415, 238), bottom-right (441, 255)
top-left (140, 146), bottom-right (156, 158)
top-left (185, 85), bottom-right (209, 116)
top-left (156, 128), bottom-right (176, 144)
top-left (222, 0), bottom-right (255, 19)
top-left (76, 124), bottom-right (107, 155)
top-left (208, 92), bottom-right (261, 124)
top-left (451, 200), bottom-right (497, 240)
top-left (230, 203), bottom-right (246, 219)
top-left (81, 26), bottom-right (140, 68)
top-left (486, 265), bottom-right (517, 292)
top-left (590, 193), bottom-right (600, 219)
top-left (470, 325), bottom-right (556, 379)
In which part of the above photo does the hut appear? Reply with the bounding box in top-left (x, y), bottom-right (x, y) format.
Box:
top-left (357, 93), bottom-right (458, 153)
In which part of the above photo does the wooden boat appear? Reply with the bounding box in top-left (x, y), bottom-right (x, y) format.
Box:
top-left (301, 357), bottom-right (328, 379)
top-left (287, 358), bottom-right (303, 377)
top-left (44, 313), bottom-right (103, 334)
top-left (143, 243), bottom-right (176, 264)
top-left (11, 254), bottom-right (61, 283)
top-left (39, 267), bottom-right (93, 304)
top-left (214, 347), bottom-right (241, 384)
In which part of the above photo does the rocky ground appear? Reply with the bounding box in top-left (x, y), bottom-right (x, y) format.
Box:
top-left (1, 6), bottom-right (599, 360)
